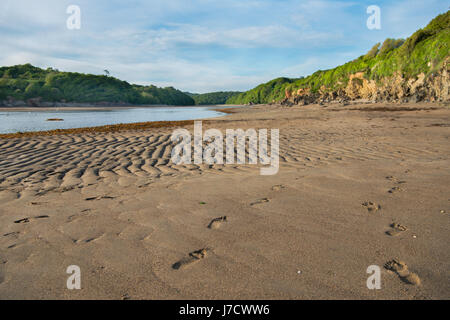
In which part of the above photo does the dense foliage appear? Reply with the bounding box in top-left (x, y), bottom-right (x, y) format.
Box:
top-left (187, 91), bottom-right (241, 105)
top-left (0, 65), bottom-right (195, 105)
top-left (227, 11), bottom-right (450, 104)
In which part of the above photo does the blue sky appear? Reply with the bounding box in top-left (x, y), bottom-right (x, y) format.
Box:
top-left (0, 0), bottom-right (448, 92)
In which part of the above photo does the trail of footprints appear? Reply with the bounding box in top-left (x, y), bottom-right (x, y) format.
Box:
top-left (1, 131), bottom-right (424, 286)
top-left (2, 177), bottom-right (422, 288)
top-left (172, 216), bottom-right (228, 270)
top-left (386, 175), bottom-right (407, 194)
top-left (172, 183), bottom-right (285, 270)
top-left (172, 184), bottom-right (283, 270)
top-left (367, 174), bottom-right (421, 285)
top-left (172, 177), bottom-right (421, 287)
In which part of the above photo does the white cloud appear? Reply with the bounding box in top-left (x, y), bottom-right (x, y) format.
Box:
top-left (0, 0), bottom-right (447, 93)
top-left (0, 2), bottom-right (342, 93)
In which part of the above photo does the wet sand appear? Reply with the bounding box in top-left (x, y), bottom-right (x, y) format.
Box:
top-left (0, 102), bottom-right (449, 299)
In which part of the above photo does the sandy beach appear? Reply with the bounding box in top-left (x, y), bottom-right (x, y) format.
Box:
top-left (0, 102), bottom-right (449, 300)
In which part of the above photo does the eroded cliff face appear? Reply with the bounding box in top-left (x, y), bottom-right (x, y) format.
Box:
top-left (283, 58), bottom-right (449, 105)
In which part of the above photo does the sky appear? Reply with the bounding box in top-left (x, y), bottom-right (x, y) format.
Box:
top-left (0, 0), bottom-right (448, 93)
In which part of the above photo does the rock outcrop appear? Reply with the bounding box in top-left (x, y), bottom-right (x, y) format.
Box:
top-left (282, 58), bottom-right (449, 106)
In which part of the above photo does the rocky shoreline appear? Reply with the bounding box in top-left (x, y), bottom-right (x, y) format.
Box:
top-left (280, 58), bottom-right (449, 107)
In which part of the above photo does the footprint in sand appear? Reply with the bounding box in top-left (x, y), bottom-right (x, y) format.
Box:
top-left (14, 215), bottom-right (49, 224)
top-left (362, 201), bottom-right (381, 212)
top-left (172, 248), bottom-right (209, 270)
top-left (271, 185), bottom-right (286, 191)
top-left (208, 216), bottom-right (227, 229)
top-left (388, 186), bottom-right (402, 194)
top-left (251, 198), bottom-right (270, 206)
top-left (384, 259), bottom-right (421, 285)
top-left (386, 176), bottom-right (407, 184)
top-left (386, 223), bottom-right (408, 236)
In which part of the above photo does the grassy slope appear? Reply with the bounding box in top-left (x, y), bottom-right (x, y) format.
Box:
top-left (0, 65), bottom-right (195, 106)
top-left (228, 11), bottom-right (450, 104)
